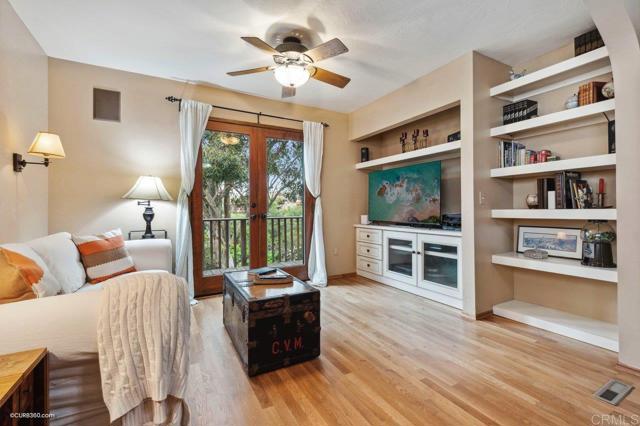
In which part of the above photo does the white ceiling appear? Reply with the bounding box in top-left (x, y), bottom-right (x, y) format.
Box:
top-left (10, 0), bottom-right (594, 112)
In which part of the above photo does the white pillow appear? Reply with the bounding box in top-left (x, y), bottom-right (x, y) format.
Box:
top-left (27, 232), bottom-right (87, 294)
top-left (0, 243), bottom-right (63, 297)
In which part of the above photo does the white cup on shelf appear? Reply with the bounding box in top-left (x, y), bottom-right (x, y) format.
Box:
top-left (360, 215), bottom-right (370, 225)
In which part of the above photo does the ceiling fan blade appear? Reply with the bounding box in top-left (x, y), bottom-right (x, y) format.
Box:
top-left (227, 66), bottom-right (273, 76)
top-left (241, 36), bottom-right (280, 55)
top-left (310, 67), bottom-right (351, 88)
top-left (303, 38), bottom-right (348, 63)
top-left (282, 86), bottom-right (296, 98)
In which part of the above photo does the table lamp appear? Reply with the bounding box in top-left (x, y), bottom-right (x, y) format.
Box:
top-left (122, 176), bottom-right (173, 238)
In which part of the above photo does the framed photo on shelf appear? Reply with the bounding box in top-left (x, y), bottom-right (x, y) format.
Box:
top-left (517, 225), bottom-right (583, 260)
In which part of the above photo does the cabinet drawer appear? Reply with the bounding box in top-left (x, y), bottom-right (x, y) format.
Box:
top-left (357, 256), bottom-right (382, 275)
top-left (357, 242), bottom-right (382, 260)
top-left (356, 228), bottom-right (382, 244)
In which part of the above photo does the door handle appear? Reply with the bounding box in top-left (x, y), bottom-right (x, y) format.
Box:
top-left (250, 214), bottom-right (257, 220)
top-left (260, 213), bottom-right (268, 219)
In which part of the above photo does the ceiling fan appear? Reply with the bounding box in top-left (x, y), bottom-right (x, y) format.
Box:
top-left (227, 35), bottom-right (351, 98)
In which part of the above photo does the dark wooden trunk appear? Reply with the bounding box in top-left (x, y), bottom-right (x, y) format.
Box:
top-left (223, 271), bottom-right (321, 376)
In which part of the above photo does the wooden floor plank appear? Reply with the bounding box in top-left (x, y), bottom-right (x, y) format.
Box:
top-left (186, 276), bottom-right (640, 425)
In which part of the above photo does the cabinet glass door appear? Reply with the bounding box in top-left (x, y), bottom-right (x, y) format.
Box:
top-left (418, 235), bottom-right (461, 299)
top-left (383, 231), bottom-right (417, 285)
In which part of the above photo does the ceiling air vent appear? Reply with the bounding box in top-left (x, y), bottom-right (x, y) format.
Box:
top-left (93, 88), bottom-right (121, 122)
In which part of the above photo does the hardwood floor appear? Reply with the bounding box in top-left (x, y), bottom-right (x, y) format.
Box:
top-left (187, 276), bottom-right (640, 425)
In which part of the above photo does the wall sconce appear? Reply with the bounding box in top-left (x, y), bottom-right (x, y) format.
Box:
top-left (13, 132), bottom-right (66, 172)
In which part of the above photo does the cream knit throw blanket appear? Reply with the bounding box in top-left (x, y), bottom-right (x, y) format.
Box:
top-left (97, 271), bottom-right (191, 426)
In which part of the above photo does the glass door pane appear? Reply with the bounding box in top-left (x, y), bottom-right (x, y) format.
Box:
top-left (422, 251), bottom-right (458, 288)
top-left (265, 137), bottom-right (305, 268)
top-left (388, 238), bottom-right (414, 277)
top-left (200, 130), bottom-right (250, 276)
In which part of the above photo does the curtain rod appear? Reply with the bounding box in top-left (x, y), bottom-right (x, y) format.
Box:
top-left (165, 96), bottom-right (329, 128)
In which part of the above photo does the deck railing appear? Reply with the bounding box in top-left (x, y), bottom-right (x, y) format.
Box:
top-left (203, 216), bottom-right (304, 273)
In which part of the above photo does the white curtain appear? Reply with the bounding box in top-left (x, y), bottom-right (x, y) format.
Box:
top-left (175, 99), bottom-right (212, 299)
top-left (303, 121), bottom-right (327, 286)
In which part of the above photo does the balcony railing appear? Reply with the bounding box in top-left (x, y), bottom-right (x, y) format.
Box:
top-left (203, 216), bottom-right (304, 274)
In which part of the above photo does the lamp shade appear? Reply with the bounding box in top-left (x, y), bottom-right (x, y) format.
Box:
top-left (122, 176), bottom-right (173, 201)
top-left (28, 132), bottom-right (66, 159)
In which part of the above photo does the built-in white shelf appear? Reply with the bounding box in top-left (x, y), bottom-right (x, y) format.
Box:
top-left (492, 252), bottom-right (617, 283)
top-left (490, 47), bottom-right (611, 101)
top-left (491, 209), bottom-right (616, 220)
top-left (493, 300), bottom-right (618, 351)
top-left (490, 99), bottom-right (615, 138)
top-left (490, 154), bottom-right (616, 178)
top-left (355, 141), bottom-right (461, 170)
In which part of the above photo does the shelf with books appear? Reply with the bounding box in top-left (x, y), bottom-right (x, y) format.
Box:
top-left (490, 154), bottom-right (616, 178)
top-left (492, 299), bottom-right (618, 351)
top-left (490, 99), bottom-right (615, 138)
top-left (355, 140), bottom-right (460, 170)
top-left (490, 47), bottom-right (611, 101)
top-left (492, 252), bottom-right (617, 283)
top-left (491, 209), bottom-right (616, 220)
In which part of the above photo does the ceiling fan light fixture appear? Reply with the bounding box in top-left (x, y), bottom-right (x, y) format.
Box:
top-left (274, 63), bottom-right (310, 88)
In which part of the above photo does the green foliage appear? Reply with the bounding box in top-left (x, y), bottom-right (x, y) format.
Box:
top-left (200, 131), bottom-right (305, 271)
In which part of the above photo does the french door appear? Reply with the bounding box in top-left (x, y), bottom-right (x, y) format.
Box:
top-left (191, 119), bottom-right (313, 296)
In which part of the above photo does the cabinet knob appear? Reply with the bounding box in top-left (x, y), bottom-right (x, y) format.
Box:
top-left (367, 263), bottom-right (370, 267)
top-left (366, 249), bottom-right (370, 252)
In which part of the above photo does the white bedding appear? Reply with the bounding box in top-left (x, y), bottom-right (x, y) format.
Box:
top-left (0, 290), bottom-right (110, 425)
top-left (0, 271), bottom-right (187, 425)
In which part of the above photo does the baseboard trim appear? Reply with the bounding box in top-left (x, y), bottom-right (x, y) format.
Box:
top-left (617, 361), bottom-right (640, 376)
top-left (460, 310), bottom-right (493, 321)
top-left (328, 272), bottom-right (357, 280)
top-left (476, 310), bottom-right (494, 320)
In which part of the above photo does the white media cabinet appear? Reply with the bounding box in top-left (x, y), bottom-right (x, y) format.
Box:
top-left (355, 224), bottom-right (462, 309)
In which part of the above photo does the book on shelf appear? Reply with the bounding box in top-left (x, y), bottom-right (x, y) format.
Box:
top-left (498, 140), bottom-right (544, 168)
top-left (536, 178), bottom-right (555, 209)
top-left (578, 81), bottom-right (606, 106)
top-left (551, 171), bottom-right (583, 209)
top-left (502, 100), bottom-right (538, 125)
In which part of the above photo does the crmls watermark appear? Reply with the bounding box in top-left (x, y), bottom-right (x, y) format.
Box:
top-left (592, 414), bottom-right (640, 426)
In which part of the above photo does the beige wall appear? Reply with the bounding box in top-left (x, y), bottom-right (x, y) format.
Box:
top-left (48, 59), bottom-right (364, 277)
top-left (0, 0), bottom-right (48, 243)
top-left (471, 52), bottom-right (515, 315)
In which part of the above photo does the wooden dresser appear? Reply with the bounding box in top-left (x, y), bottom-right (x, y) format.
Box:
top-left (0, 348), bottom-right (49, 426)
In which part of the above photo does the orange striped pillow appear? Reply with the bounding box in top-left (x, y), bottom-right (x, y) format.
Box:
top-left (0, 248), bottom-right (43, 304)
top-left (72, 229), bottom-right (136, 283)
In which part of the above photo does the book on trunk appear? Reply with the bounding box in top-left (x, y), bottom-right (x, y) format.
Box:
top-left (252, 271), bottom-right (294, 285)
